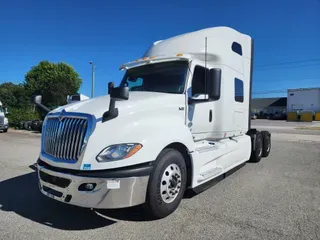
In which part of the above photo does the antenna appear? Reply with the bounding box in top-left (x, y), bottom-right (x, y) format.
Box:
top-left (204, 37), bottom-right (208, 99)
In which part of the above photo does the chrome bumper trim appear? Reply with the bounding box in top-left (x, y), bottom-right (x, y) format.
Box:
top-left (37, 165), bottom-right (149, 209)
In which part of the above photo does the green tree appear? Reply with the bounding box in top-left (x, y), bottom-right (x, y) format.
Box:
top-left (24, 61), bottom-right (82, 108)
top-left (0, 82), bottom-right (41, 127)
top-left (0, 82), bottom-right (29, 109)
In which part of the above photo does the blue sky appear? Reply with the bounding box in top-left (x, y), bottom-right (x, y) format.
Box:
top-left (1, 0), bottom-right (320, 98)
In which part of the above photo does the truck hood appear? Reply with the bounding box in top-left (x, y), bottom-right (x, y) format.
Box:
top-left (50, 91), bottom-right (185, 118)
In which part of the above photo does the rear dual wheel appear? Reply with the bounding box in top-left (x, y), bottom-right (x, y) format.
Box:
top-left (145, 148), bottom-right (187, 219)
top-left (261, 131), bottom-right (271, 157)
top-left (249, 132), bottom-right (263, 162)
top-left (249, 131), bottom-right (271, 162)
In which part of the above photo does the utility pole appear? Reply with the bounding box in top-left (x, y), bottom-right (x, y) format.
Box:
top-left (89, 61), bottom-right (95, 98)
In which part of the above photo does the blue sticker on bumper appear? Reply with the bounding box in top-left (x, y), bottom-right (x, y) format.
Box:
top-left (82, 164), bottom-right (91, 170)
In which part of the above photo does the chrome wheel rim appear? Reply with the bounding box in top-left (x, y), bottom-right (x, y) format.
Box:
top-left (160, 164), bottom-right (182, 203)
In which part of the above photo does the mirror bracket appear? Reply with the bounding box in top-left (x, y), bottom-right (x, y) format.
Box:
top-left (30, 95), bottom-right (50, 113)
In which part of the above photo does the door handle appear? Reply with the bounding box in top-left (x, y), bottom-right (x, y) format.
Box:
top-left (209, 110), bottom-right (212, 122)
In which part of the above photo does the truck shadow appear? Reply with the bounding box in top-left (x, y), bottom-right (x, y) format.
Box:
top-left (0, 162), bottom-right (247, 227)
top-left (96, 205), bottom-right (153, 222)
top-left (0, 170), bottom-right (115, 230)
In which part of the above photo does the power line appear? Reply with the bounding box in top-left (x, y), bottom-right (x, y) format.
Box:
top-left (255, 62), bottom-right (320, 71)
top-left (252, 87), bottom-right (320, 95)
top-left (252, 77), bottom-right (320, 86)
top-left (255, 58), bottom-right (320, 68)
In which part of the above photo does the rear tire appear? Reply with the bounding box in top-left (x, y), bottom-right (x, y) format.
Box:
top-left (249, 132), bottom-right (263, 163)
top-left (145, 148), bottom-right (187, 219)
top-left (261, 131), bottom-right (271, 157)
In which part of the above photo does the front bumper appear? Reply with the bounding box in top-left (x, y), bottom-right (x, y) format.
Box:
top-left (37, 159), bottom-right (153, 209)
top-left (0, 124), bottom-right (8, 130)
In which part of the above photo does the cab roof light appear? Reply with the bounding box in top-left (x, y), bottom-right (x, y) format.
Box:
top-left (176, 53), bottom-right (183, 56)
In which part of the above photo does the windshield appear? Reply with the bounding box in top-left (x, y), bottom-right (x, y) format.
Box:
top-left (120, 61), bottom-right (188, 94)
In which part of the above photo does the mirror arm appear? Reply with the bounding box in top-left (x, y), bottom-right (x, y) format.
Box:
top-left (102, 99), bottom-right (118, 123)
top-left (35, 103), bottom-right (50, 114)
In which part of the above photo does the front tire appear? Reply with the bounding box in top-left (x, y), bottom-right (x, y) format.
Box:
top-left (146, 148), bottom-right (187, 219)
top-left (3, 129), bottom-right (8, 133)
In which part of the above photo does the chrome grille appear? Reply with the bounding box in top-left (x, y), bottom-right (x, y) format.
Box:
top-left (43, 117), bottom-right (88, 162)
top-left (0, 117), bottom-right (3, 124)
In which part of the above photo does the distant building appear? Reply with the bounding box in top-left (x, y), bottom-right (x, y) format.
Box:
top-left (287, 87), bottom-right (320, 113)
top-left (251, 97), bottom-right (287, 115)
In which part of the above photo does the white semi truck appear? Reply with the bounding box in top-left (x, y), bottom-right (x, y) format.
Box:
top-left (0, 101), bottom-right (9, 133)
top-left (32, 26), bottom-right (271, 219)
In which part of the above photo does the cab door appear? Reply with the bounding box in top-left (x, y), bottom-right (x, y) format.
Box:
top-left (186, 62), bottom-right (213, 141)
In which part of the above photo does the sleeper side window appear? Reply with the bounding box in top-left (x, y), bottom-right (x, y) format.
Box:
top-left (235, 78), bottom-right (244, 102)
top-left (232, 42), bottom-right (242, 56)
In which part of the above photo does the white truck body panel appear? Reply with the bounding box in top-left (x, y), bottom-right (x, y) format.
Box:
top-left (42, 92), bottom-right (194, 171)
top-left (143, 26), bottom-right (252, 139)
top-left (191, 135), bottom-right (251, 188)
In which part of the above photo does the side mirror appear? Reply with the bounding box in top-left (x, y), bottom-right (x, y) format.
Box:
top-left (102, 86), bottom-right (129, 123)
top-left (31, 95), bottom-right (43, 105)
top-left (108, 82), bottom-right (115, 95)
top-left (206, 68), bottom-right (221, 100)
top-left (30, 94), bottom-right (50, 113)
top-left (5, 108), bottom-right (8, 115)
top-left (110, 86), bottom-right (129, 100)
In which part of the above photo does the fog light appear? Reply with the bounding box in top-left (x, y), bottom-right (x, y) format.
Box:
top-left (85, 183), bottom-right (95, 190)
top-left (78, 183), bottom-right (97, 191)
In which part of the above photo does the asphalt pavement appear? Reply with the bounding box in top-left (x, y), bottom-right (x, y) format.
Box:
top-left (252, 119), bottom-right (320, 135)
top-left (0, 129), bottom-right (320, 240)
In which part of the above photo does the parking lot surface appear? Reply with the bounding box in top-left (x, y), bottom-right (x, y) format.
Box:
top-left (252, 119), bottom-right (320, 135)
top-left (0, 130), bottom-right (320, 240)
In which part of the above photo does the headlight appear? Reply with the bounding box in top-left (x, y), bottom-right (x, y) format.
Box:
top-left (96, 143), bottom-right (142, 162)
top-left (4, 118), bottom-right (8, 124)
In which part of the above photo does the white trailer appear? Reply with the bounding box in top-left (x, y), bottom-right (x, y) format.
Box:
top-left (287, 87), bottom-right (320, 113)
top-left (0, 101), bottom-right (8, 133)
top-left (32, 26), bottom-right (271, 219)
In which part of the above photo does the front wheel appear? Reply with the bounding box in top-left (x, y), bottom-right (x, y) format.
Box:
top-left (145, 148), bottom-right (187, 219)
